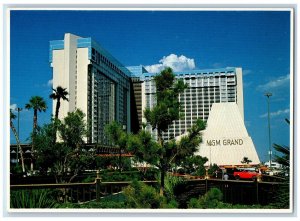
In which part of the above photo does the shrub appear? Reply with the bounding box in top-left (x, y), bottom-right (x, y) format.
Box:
top-left (123, 180), bottom-right (166, 208)
top-left (122, 180), bottom-right (180, 209)
top-left (57, 193), bottom-right (127, 208)
top-left (10, 189), bottom-right (59, 208)
top-left (187, 198), bottom-right (200, 208)
top-left (187, 187), bottom-right (223, 209)
top-left (164, 174), bottom-right (185, 202)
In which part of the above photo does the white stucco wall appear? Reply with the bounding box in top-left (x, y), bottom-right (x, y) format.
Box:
top-left (197, 103), bottom-right (260, 166)
top-left (76, 47), bottom-right (90, 121)
top-left (52, 50), bottom-right (68, 119)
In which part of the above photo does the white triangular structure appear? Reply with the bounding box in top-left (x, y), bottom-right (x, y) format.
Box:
top-left (196, 103), bottom-right (260, 166)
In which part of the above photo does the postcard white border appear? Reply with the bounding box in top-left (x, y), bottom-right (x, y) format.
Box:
top-left (2, 1), bottom-right (298, 218)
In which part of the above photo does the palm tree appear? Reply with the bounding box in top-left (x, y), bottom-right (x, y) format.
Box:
top-left (50, 86), bottom-right (69, 144)
top-left (269, 118), bottom-right (290, 208)
top-left (273, 144), bottom-right (290, 169)
top-left (25, 96), bottom-right (47, 172)
top-left (10, 109), bottom-right (26, 174)
top-left (273, 118), bottom-right (290, 171)
top-left (241, 157), bottom-right (252, 165)
top-left (50, 86), bottom-right (69, 119)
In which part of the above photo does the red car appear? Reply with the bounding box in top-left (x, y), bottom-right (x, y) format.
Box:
top-left (233, 168), bottom-right (259, 180)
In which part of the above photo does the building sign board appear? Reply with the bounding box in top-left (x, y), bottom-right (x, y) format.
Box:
top-left (206, 139), bottom-right (244, 146)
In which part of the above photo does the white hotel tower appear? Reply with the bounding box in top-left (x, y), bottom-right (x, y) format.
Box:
top-left (49, 33), bottom-right (131, 144)
top-left (134, 67), bottom-right (260, 166)
top-left (141, 68), bottom-right (244, 140)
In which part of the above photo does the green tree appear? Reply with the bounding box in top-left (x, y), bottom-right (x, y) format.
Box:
top-left (34, 110), bottom-right (94, 183)
top-left (188, 187), bottom-right (223, 209)
top-left (57, 109), bottom-right (94, 182)
top-left (123, 180), bottom-right (178, 208)
top-left (10, 109), bottom-right (26, 174)
top-left (272, 118), bottom-right (290, 176)
top-left (59, 109), bottom-right (86, 148)
top-left (273, 118), bottom-right (290, 172)
top-left (34, 120), bottom-right (59, 175)
top-left (50, 86), bottom-right (69, 144)
top-left (50, 86), bottom-right (69, 119)
top-left (128, 67), bottom-right (206, 196)
top-left (105, 121), bottom-right (128, 171)
top-left (273, 144), bottom-right (290, 172)
top-left (25, 96), bottom-right (47, 172)
top-left (269, 143), bottom-right (290, 209)
top-left (269, 118), bottom-right (290, 208)
top-left (207, 163), bottom-right (220, 177)
top-left (178, 155), bottom-right (208, 176)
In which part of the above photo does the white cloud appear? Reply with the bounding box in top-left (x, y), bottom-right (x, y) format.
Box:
top-left (47, 79), bottom-right (53, 87)
top-left (10, 104), bottom-right (17, 112)
top-left (10, 104), bottom-right (29, 113)
top-left (145, 54), bottom-right (196, 73)
top-left (36, 79), bottom-right (53, 88)
top-left (260, 108), bottom-right (290, 118)
top-left (257, 74), bottom-right (290, 91)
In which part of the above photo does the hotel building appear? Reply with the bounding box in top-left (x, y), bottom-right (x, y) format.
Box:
top-left (130, 66), bottom-right (260, 165)
top-left (138, 67), bottom-right (244, 141)
top-left (49, 33), bottom-right (260, 166)
top-left (49, 33), bottom-right (131, 144)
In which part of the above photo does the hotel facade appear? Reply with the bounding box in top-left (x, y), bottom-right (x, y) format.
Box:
top-left (133, 67), bottom-right (260, 165)
top-left (50, 33), bottom-right (260, 166)
top-left (49, 33), bottom-right (131, 144)
top-left (137, 67), bottom-right (244, 141)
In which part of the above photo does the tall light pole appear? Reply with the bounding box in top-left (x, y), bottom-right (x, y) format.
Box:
top-left (15, 107), bottom-right (22, 164)
top-left (265, 93), bottom-right (272, 168)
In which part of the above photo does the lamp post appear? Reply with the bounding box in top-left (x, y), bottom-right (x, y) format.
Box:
top-left (15, 107), bottom-right (22, 164)
top-left (265, 93), bottom-right (272, 168)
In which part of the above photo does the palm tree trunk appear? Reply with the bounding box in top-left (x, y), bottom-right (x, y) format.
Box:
top-left (10, 121), bottom-right (25, 174)
top-left (31, 109), bottom-right (38, 173)
top-left (55, 98), bottom-right (60, 119)
top-left (52, 98), bottom-right (61, 144)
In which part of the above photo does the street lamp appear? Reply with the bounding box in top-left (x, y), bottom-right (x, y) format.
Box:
top-left (264, 92), bottom-right (272, 168)
top-left (15, 107), bottom-right (22, 164)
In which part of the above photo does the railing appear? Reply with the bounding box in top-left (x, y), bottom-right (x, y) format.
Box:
top-left (10, 170), bottom-right (285, 206)
top-left (11, 171), bottom-right (157, 204)
top-left (11, 182), bottom-right (97, 203)
top-left (174, 177), bottom-right (285, 207)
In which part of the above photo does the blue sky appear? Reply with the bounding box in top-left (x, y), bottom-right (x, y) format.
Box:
top-left (10, 10), bottom-right (291, 163)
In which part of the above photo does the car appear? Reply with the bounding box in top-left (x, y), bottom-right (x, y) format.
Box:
top-left (233, 168), bottom-right (259, 181)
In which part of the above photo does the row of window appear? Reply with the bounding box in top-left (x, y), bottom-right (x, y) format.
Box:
top-left (91, 48), bottom-right (128, 79)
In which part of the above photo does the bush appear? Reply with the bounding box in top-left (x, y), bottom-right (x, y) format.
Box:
top-left (187, 188), bottom-right (223, 209)
top-left (10, 189), bottom-right (59, 208)
top-left (164, 174), bottom-right (185, 202)
top-left (122, 180), bottom-right (180, 209)
top-left (81, 175), bottom-right (95, 183)
top-left (187, 198), bottom-right (201, 208)
top-left (269, 182), bottom-right (290, 209)
top-left (57, 193), bottom-right (127, 208)
top-left (123, 180), bottom-right (165, 208)
top-left (187, 188), bottom-right (275, 209)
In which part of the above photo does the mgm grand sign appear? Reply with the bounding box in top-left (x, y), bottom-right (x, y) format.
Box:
top-left (206, 138), bottom-right (244, 146)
